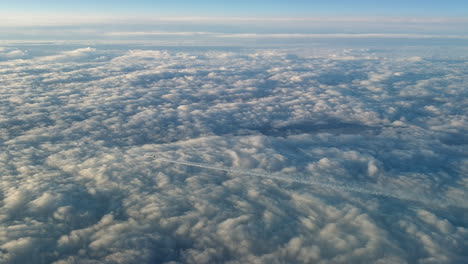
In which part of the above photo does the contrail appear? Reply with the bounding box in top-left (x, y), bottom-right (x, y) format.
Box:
top-left (146, 155), bottom-right (458, 208)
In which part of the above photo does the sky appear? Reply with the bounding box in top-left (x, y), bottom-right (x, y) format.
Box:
top-left (2, 0), bottom-right (468, 16)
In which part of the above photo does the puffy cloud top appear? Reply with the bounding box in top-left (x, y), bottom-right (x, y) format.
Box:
top-left (0, 45), bottom-right (467, 263)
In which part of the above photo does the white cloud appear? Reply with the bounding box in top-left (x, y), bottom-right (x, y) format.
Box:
top-left (0, 45), bottom-right (467, 263)
top-left (105, 31), bottom-right (216, 37)
top-left (0, 47), bottom-right (27, 59)
top-left (101, 32), bottom-right (468, 40)
top-left (217, 33), bottom-right (468, 39)
top-left (38, 47), bottom-right (98, 62)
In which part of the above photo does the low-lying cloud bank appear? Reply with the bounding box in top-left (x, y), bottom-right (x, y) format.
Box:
top-left (0, 45), bottom-right (467, 263)
top-left (1, 14), bottom-right (468, 44)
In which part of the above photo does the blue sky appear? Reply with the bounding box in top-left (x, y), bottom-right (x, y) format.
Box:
top-left (1, 0), bottom-right (467, 41)
top-left (3, 0), bottom-right (468, 16)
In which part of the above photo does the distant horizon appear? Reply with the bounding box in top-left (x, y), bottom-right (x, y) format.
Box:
top-left (1, 13), bottom-right (467, 44)
top-left (2, 1), bottom-right (467, 42)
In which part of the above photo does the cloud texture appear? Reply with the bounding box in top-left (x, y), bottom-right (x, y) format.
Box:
top-left (0, 45), bottom-right (467, 263)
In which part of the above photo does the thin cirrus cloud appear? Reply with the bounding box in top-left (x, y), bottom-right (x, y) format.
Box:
top-left (105, 32), bottom-right (468, 39)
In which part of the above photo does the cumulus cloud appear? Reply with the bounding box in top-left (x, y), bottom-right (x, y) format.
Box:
top-left (0, 45), bottom-right (467, 263)
top-left (0, 47), bottom-right (27, 60)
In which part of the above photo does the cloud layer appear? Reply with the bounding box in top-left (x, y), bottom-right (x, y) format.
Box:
top-left (0, 45), bottom-right (467, 263)
top-left (1, 15), bottom-right (468, 45)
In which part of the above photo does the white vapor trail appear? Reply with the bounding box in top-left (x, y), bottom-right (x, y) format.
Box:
top-left (146, 155), bottom-right (460, 208)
